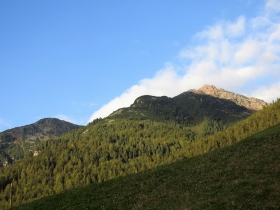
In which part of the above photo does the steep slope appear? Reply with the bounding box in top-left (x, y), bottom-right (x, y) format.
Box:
top-left (11, 123), bottom-right (280, 210)
top-left (0, 118), bottom-right (82, 166)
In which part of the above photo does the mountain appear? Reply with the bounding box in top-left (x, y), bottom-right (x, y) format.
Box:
top-left (107, 85), bottom-right (263, 138)
top-left (0, 118), bottom-right (81, 143)
top-left (10, 122), bottom-right (280, 210)
top-left (190, 84), bottom-right (267, 110)
top-left (0, 86), bottom-right (277, 209)
top-left (0, 118), bottom-right (82, 166)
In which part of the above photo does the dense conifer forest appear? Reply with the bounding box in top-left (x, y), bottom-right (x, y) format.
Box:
top-left (11, 122), bottom-right (280, 209)
top-left (0, 118), bottom-right (82, 167)
top-left (0, 97), bottom-right (279, 208)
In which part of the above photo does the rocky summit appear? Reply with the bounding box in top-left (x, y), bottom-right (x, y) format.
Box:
top-left (189, 84), bottom-right (268, 111)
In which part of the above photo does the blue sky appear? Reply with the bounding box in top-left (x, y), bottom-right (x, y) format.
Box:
top-left (1, 0), bottom-right (280, 131)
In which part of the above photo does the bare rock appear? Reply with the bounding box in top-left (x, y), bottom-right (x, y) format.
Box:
top-left (190, 84), bottom-right (268, 111)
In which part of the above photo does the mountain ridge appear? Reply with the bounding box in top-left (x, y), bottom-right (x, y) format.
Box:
top-left (0, 118), bottom-right (82, 143)
top-left (0, 118), bottom-right (82, 165)
top-left (108, 85), bottom-right (259, 132)
top-left (189, 84), bottom-right (267, 110)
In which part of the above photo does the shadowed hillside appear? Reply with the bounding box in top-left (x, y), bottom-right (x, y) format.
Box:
top-left (11, 123), bottom-right (280, 210)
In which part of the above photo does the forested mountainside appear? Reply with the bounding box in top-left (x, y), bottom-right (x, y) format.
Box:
top-left (0, 87), bottom-right (261, 168)
top-left (0, 97), bottom-right (279, 209)
top-left (108, 88), bottom-right (255, 126)
top-left (12, 122), bottom-right (280, 210)
top-left (0, 118), bottom-right (81, 167)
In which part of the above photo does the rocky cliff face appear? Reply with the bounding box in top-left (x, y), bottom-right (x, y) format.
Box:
top-left (189, 84), bottom-right (268, 111)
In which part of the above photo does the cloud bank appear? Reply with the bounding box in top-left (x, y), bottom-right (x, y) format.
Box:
top-left (88, 0), bottom-right (280, 123)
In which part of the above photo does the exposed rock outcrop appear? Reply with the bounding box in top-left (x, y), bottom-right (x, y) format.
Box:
top-left (189, 84), bottom-right (267, 111)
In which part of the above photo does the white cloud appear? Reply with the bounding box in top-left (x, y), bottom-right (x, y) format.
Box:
top-left (250, 16), bottom-right (271, 29)
top-left (226, 16), bottom-right (246, 37)
top-left (196, 16), bottom-right (246, 40)
top-left (197, 24), bottom-right (224, 40)
top-left (251, 82), bottom-right (280, 102)
top-left (88, 66), bottom-right (183, 121)
top-left (88, 0), bottom-right (280, 123)
top-left (233, 39), bottom-right (260, 65)
top-left (266, 0), bottom-right (280, 13)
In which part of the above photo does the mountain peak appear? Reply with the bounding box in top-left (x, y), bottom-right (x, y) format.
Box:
top-left (190, 84), bottom-right (267, 111)
top-left (0, 118), bottom-right (82, 143)
top-left (199, 84), bottom-right (221, 93)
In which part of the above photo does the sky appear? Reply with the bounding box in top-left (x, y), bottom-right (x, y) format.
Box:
top-left (1, 0), bottom-right (280, 131)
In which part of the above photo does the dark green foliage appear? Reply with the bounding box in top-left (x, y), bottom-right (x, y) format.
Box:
top-left (1, 99), bottom-right (280, 208)
top-left (0, 143), bottom-right (24, 167)
top-left (11, 123), bottom-right (280, 210)
top-left (190, 99), bottom-right (280, 156)
top-left (0, 120), bottom-right (197, 208)
top-left (0, 92), bottom-right (253, 169)
top-left (109, 92), bottom-right (252, 129)
top-left (0, 118), bottom-right (81, 167)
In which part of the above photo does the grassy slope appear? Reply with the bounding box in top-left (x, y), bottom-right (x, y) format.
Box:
top-left (12, 123), bottom-right (280, 210)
